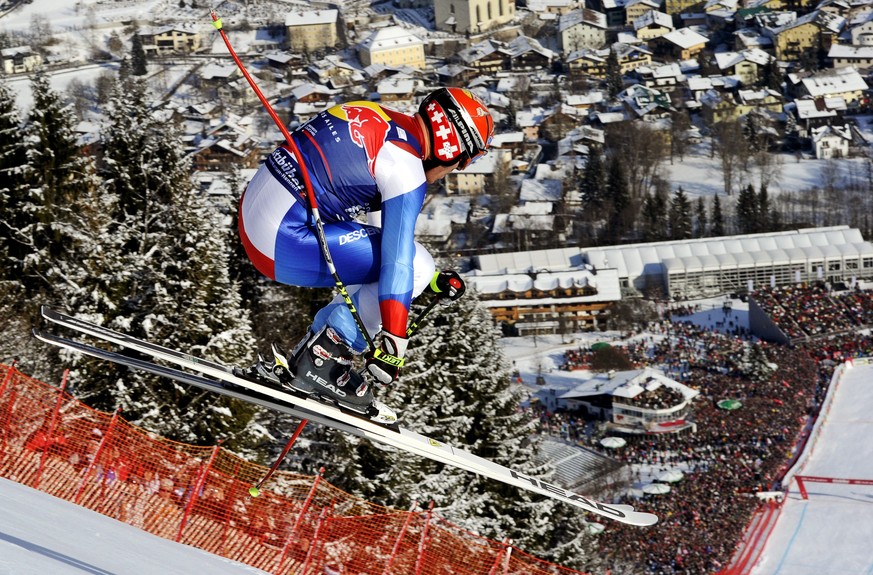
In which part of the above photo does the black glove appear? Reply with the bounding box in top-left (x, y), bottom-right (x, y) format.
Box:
top-left (365, 332), bottom-right (408, 386)
top-left (425, 270), bottom-right (466, 305)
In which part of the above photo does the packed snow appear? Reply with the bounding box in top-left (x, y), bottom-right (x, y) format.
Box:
top-left (749, 360), bottom-right (873, 575)
top-left (0, 477), bottom-right (267, 574)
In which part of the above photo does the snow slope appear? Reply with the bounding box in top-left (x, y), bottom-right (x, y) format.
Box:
top-left (750, 360), bottom-right (873, 575)
top-left (0, 477), bottom-right (267, 575)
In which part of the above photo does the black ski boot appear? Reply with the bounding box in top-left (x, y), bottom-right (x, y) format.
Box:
top-left (247, 327), bottom-right (397, 424)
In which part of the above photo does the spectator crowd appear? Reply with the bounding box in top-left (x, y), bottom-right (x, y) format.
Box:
top-left (753, 283), bottom-right (873, 340)
top-left (536, 287), bottom-right (873, 573)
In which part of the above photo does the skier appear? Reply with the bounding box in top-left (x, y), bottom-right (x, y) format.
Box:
top-left (238, 87), bottom-right (495, 421)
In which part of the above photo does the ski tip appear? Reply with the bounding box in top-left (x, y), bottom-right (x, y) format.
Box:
top-left (633, 512), bottom-right (659, 527)
top-left (248, 486), bottom-right (261, 498)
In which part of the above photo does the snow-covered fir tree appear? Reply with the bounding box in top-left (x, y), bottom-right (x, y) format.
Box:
top-left (0, 71), bottom-right (105, 375)
top-left (66, 77), bottom-right (265, 452)
top-left (0, 77), bottom-right (31, 364)
top-left (341, 285), bottom-right (600, 569)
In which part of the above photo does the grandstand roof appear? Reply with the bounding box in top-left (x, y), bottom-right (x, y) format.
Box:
top-left (584, 226), bottom-right (872, 278)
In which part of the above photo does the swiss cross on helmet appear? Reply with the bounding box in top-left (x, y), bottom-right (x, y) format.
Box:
top-left (419, 87), bottom-right (494, 170)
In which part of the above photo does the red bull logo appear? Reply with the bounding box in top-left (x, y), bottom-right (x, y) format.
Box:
top-left (340, 102), bottom-right (391, 175)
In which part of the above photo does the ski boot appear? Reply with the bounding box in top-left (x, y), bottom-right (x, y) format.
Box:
top-left (245, 327), bottom-right (398, 425)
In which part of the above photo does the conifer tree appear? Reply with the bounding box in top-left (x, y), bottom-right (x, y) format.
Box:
top-left (76, 77), bottom-right (263, 451)
top-left (694, 196), bottom-right (708, 238)
top-left (130, 31), bottom-right (148, 76)
top-left (736, 183), bottom-right (759, 234)
top-left (641, 189), bottom-right (668, 241)
top-left (711, 193), bottom-right (725, 236)
top-left (605, 48), bottom-right (623, 98)
top-left (580, 146), bottom-right (605, 211)
top-left (14, 71), bottom-right (96, 294)
top-left (0, 78), bottom-right (25, 275)
top-left (355, 291), bottom-right (599, 568)
top-left (669, 187), bottom-right (692, 239)
top-left (604, 153), bottom-right (630, 243)
top-left (0, 78), bottom-right (33, 364)
top-left (757, 183), bottom-right (772, 233)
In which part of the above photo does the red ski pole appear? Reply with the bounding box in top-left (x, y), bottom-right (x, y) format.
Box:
top-left (211, 11), bottom-right (376, 352)
top-left (249, 418), bottom-right (309, 497)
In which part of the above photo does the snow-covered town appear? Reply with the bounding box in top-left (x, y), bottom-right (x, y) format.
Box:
top-left (2, 0), bottom-right (873, 573)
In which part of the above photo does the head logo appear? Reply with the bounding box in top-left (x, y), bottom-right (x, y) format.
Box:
top-left (341, 102), bottom-right (391, 175)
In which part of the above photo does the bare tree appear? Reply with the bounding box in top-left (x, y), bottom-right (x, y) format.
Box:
top-left (711, 119), bottom-right (750, 196)
top-left (605, 122), bottom-right (664, 200)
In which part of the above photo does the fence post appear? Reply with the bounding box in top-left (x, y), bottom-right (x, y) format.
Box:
top-left (275, 467), bottom-right (325, 575)
top-left (0, 361), bottom-right (17, 398)
top-left (413, 501), bottom-right (435, 575)
top-left (0, 362), bottom-right (18, 454)
top-left (221, 461), bottom-right (242, 555)
top-left (176, 442), bottom-right (222, 543)
top-left (32, 369), bottom-right (69, 490)
top-left (300, 506), bottom-right (330, 575)
top-left (487, 538), bottom-right (512, 575)
top-left (382, 499), bottom-right (419, 575)
top-left (796, 476), bottom-right (808, 499)
top-left (74, 408), bottom-right (121, 504)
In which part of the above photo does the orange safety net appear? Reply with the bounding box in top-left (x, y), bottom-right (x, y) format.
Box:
top-left (0, 364), bottom-right (590, 575)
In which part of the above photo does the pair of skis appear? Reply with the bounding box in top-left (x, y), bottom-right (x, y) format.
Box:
top-left (34, 306), bottom-right (657, 526)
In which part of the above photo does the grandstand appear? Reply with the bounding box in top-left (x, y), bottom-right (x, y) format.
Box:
top-left (469, 226), bottom-right (873, 306)
top-left (535, 437), bottom-right (629, 493)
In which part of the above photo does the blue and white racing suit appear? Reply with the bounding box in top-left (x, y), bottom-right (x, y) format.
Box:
top-left (239, 101), bottom-right (435, 352)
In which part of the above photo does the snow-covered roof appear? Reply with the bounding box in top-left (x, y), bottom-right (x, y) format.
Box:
top-left (585, 227), bottom-right (873, 279)
top-left (661, 27), bottom-right (709, 48)
top-left (520, 178), bottom-right (563, 202)
top-left (359, 26), bottom-right (423, 52)
top-left (559, 8), bottom-right (608, 32)
top-left (285, 9), bottom-right (338, 26)
top-left (556, 368), bottom-right (699, 402)
top-left (634, 10), bottom-right (674, 30)
top-left (801, 67), bottom-right (868, 97)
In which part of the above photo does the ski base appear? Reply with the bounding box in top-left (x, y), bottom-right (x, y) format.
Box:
top-left (34, 306), bottom-right (658, 527)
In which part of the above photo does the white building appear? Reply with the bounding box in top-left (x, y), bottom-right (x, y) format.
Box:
top-left (537, 368), bottom-right (699, 435)
top-left (434, 0), bottom-right (516, 34)
top-left (559, 9), bottom-right (609, 52)
top-left (1, 46), bottom-right (42, 74)
top-left (357, 26), bottom-right (425, 68)
top-left (811, 125), bottom-right (851, 159)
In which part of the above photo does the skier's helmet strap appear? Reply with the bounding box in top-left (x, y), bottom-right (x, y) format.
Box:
top-left (419, 88), bottom-right (494, 170)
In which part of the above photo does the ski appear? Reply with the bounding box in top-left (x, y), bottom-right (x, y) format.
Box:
top-left (36, 307), bottom-right (658, 526)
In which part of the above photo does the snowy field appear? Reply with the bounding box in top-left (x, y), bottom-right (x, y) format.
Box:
top-left (0, 477), bottom-right (267, 575)
top-left (749, 360), bottom-right (873, 575)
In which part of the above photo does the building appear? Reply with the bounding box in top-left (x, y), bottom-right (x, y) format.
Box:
top-left (538, 368), bottom-right (699, 435)
top-left (584, 226), bottom-right (873, 299)
top-left (828, 44), bottom-right (873, 70)
top-left (444, 147), bottom-right (512, 195)
top-left (357, 26), bottom-right (425, 68)
top-left (138, 26), bottom-right (201, 55)
top-left (285, 9), bottom-right (339, 53)
top-left (713, 48), bottom-right (772, 85)
top-left (795, 66), bottom-right (868, 104)
top-left (625, 0), bottom-right (662, 25)
top-left (811, 124), bottom-right (852, 158)
top-left (664, 0), bottom-right (705, 15)
top-left (652, 27), bottom-right (709, 59)
top-left (559, 9), bottom-right (609, 52)
top-left (434, 0), bottom-right (516, 35)
top-left (765, 10), bottom-right (845, 61)
top-left (634, 10), bottom-right (675, 41)
top-left (1, 46), bottom-right (42, 74)
top-left (465, 247), bottom-right (623, 334)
